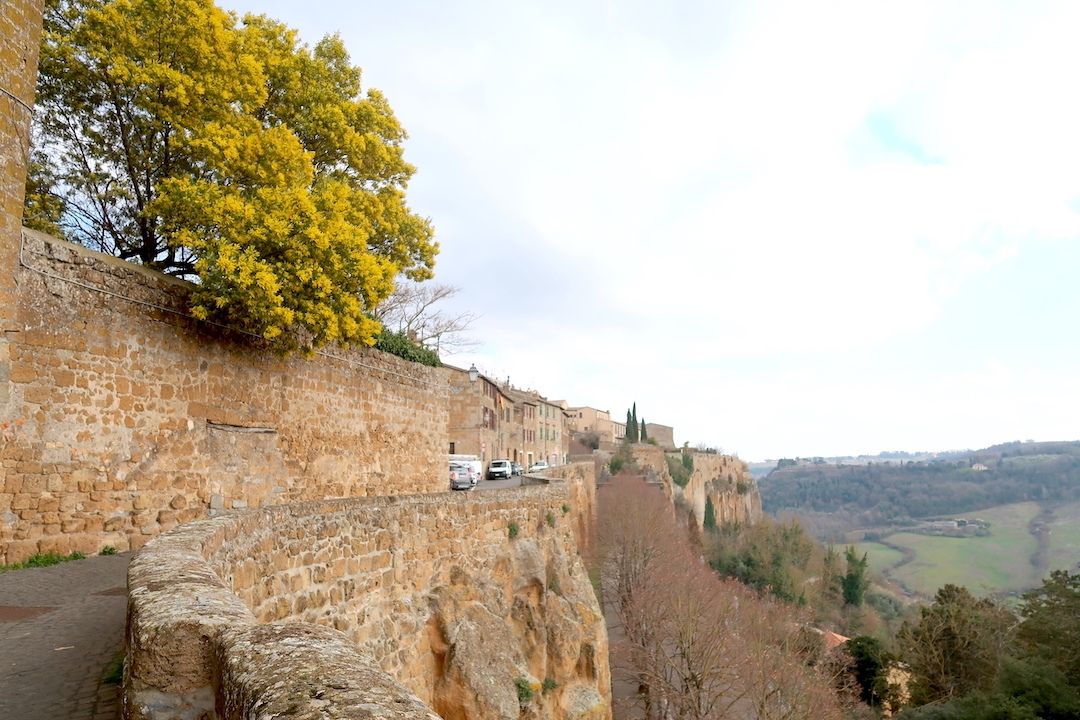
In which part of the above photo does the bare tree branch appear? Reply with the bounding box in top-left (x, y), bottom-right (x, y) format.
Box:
top-left (373, 281), bottom-right (481, 354)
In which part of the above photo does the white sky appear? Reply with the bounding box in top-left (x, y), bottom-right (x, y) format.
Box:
top-left (222, 0), bottom-right (1080, 461)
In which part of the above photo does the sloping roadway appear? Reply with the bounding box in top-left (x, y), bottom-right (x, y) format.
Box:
top-left (0, 552), bottom-right (131, 720)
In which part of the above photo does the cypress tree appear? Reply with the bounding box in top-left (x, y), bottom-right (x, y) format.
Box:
top-left (640, 418), bottom-right (648, 442)
top-left (624, 410), bottom-right (634, 443)
top-left (704, 496), bottom-right (717, 532)
top-left (842, 547), bottom-right (870, 606)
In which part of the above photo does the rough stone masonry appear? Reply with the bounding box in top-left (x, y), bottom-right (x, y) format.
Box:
top-left (1, 0), bottom-right (45, 408)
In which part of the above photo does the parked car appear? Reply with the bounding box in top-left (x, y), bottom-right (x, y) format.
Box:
top-left (488, 459), bottom-right (513, 480)
top-left (449, 462), bottom-right (475, 491)
top-left (511, 462), bottom-right (523, 476)
top-left (528, 460), bottom-right (549, 473)
top-left (449, 454), bottom-right (482, 484)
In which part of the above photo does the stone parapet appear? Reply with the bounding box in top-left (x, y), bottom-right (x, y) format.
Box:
top-left (124, 484), bottom-right (610, 720)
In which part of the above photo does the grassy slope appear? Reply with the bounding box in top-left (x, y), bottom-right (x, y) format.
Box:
top-left (1047, 501), bottom-right (1080, 572)
top-left (852, 501), bottom-right (1080, 598)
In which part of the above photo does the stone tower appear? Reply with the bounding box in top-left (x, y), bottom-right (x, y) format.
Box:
top-left (0, 0), bottom-right (45, 405)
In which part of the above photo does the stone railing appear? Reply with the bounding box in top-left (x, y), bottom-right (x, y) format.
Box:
top-left (124, 478), bottom-right (609, 720)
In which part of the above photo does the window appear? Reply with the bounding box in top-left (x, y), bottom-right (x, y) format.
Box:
top-left (449, 442), bottom-right (456, 454)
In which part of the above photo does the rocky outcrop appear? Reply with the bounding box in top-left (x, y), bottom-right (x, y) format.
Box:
top-left (427, 541), bottom-right (607, 720)
top-left (686, 453), bottom-right (762, 528)
top-left (628, 444), bottom-right (761, 529)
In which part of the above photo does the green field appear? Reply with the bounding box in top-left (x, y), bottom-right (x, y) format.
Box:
top-left (1045, 501), bottom-right (1080, 574)
top-left (852, 501), bottom-right (1080, 599)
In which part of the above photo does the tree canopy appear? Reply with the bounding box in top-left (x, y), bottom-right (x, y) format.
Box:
top-left (29, 0), bottom-right (436, 353)
top-left (897, 584), bottom-right (1015, 706)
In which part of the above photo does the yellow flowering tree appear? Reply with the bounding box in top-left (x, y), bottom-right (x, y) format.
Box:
top-left (32, 0), bottom-right (436, 353)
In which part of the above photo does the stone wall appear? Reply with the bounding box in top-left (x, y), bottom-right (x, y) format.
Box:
top-left (545, 461), bottom-right (596, 552)
top-left (0, 0), bottom-right (44, 426)
top-left (125, 482), bottom-right (610, 720)
top-left (0, 230), bottom-right (449, 564)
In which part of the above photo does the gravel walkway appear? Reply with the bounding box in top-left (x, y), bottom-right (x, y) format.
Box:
top-left (0, 552), bottom-right (131, 720)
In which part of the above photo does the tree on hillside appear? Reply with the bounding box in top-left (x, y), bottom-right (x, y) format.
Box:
top-left (1018, 570), bottom-right (1080, 683)
top-left (631, 403), bottom-right (639, 442)
top-left (708, 518), bottom-right (815, 604)
top-left (32, 0), bottom-right (436, 354)
top-left (594, 476), bottom-right (845, 720)
top-left (594, 475), bottom-right (673, 614)
top-left (846, 635), bottom-right (894, 710)
top-left (841, 547), bottom-right (869, 606)
top-left (820, 546), bottom-right (844, 608)
top-left (897, 584), bottom-right (1015, 706)
top-left (703, 496), bottom-right (717, 533)
top-left (640, 418), bottom-right (648, 442)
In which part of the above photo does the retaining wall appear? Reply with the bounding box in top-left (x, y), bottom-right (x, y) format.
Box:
top-left (1, 230), bottom-right (449, 564)
top-left (125, 477), bottom-right (609, 720)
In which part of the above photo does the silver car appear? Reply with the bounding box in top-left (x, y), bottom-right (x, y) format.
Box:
top-left (449, 462), bottom-right (475, 490)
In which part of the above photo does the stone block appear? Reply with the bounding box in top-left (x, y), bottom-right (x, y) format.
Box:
top-left (9, 363), bottom-right (36, 383)
top-left (4, 539), bottom-right (39, 565)
top-left (36, 534), bottom-right (71, 556)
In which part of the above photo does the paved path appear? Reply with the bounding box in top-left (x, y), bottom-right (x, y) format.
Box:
top-left (0, 553), bottom-right (131, 720)
top-left (472, 476), bottom-right (523, 491)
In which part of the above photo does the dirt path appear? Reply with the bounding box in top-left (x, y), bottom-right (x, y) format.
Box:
top-left (875, 537), bottom-right (921, 598)
top-left (0, 553), bottom-right (131, 720)
top-left (1028, 505), bottom-right (1055, 580)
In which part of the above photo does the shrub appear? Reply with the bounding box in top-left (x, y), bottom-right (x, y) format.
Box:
top-left (542, 678), bottom-right (559, 694)
top-left (515, 677), bottom-right (536, 704)
top-left (100, 546), bottom-right (117, 556)
top-left (508, 522), bottom-right (520, 539)
top-left (609, 455), bottom-right (625, 474)
top-left (546, 512), bottom-right (556, 528)
top-left (372, 328), bottom-right (441, 367)
top-left (666, 455), bottom-right (692, 487)
top-left (561, 504), bottom-right (570, 514)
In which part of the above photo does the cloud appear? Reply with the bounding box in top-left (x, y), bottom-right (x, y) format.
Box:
top-left (220, 0), bottom-right (1080, 458)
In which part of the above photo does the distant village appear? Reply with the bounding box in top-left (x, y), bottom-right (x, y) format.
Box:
top-left (446, 364), bottom-right (676, 470)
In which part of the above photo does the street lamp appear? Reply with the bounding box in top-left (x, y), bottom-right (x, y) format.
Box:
top-left (449, 364), bottom-right (480, 395)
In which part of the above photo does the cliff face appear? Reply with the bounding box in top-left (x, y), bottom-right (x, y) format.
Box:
top-left (685, 453), bottom-right (762, 528)
top-left (426, 537), bottom-right (608, 720)
top-left (629, 445), bottom-right (761, 529)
